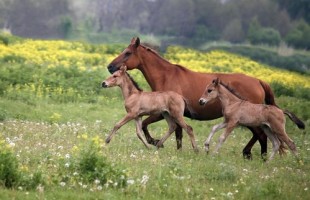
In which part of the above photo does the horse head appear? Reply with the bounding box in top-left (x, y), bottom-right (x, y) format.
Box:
top-left (107, 37), bottom-right (142, 74)
top-left (199, 78), bottom-right (220, 106)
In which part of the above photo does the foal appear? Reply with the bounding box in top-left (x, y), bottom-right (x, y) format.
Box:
top-left (199, 78), bottom-right (300, 160)
top-left (102, 65), bottom-right (198, 151)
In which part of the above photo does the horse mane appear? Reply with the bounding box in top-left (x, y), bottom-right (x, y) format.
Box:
top-left (126, 72), bottom-right (143, 91)
top-left (219, 82), bottom-right (247, 101)
top-left (139, 44), bottom-right (187, 71)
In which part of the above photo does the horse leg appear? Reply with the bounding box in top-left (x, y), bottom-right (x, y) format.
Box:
top-left (106, 113), bottom-right (135, 144)
top-left (142, 114), bottom-right (164, 146)
top-left (175, 125), bottom-right (183, 150)
top-left (204, 122), bottom-right (227, 153)
top-left (135, 117), bottom-right (153, 149)
top-left (214, 122), bottom-right (236, 154)
top-left (156, 114), bottom-right (177, 148)
top-left (243, 127), bottom-right (268, 160)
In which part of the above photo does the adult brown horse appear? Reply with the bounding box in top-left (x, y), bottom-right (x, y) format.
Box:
top-left (107, 37), bottom-right (303, 159)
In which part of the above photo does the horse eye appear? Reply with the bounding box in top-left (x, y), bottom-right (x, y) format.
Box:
top-left (207, 89), bottom-right (212, 93)
top-left (124, 52), bottom-right (132, 57)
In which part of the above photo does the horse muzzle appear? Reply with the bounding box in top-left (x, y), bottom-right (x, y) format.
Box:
top-left (199, 98), bottom-right (207, 106)
top-left (107, 64), bottom-right (118, 74)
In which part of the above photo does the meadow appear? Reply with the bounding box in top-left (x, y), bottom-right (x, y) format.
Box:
top-left (0, 34), bottom-right (309, 199)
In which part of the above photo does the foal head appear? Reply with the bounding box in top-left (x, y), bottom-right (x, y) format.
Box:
top-left (102, 65), bottom-right (127, 88)
top-left (199, 78), bottom-right (220, 106)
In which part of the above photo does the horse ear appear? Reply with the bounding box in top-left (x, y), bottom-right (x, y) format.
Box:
top-left (131, 37), bottom-right (140, 48)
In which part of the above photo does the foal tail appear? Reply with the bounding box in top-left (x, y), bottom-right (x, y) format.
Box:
top-left (259, 80), bottom-right (305, 129)
top-left (283, 110), bottom-right (305, 129)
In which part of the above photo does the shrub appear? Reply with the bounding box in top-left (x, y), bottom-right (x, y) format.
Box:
top-left (72, 142), bottom-right (127, 188)
top-left (248, 27), bottom-right (281, 46)
top-left (285, 20), bottom-right (310, 50)
top-left (0, 108), bottom-right (7, 121)
top-left (0, 147), bottom-right (20, 188)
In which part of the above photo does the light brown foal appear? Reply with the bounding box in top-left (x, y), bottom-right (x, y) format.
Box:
top-left (199, 78), bottom-right (300, 161)
top-left (102, 65), bottom-right (198, 151)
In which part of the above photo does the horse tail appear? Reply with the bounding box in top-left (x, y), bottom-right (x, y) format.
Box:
top-left (259, 80), bottom-right (277, 106)
top-left (283, 110), bottom-right (305, 129)
top-left (260, 80), bottom-right (305, 129)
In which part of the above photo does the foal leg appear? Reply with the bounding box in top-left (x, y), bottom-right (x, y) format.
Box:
top-left (275, 130), bottom-right (298, 157)
top-left (135, 117), bottom-right (152, 149)
top-left (156, 114), bottom-right (177, 148)
top-left (204, 122), bottom-right (227, 153)
top-left (106, 113), bottom-right (135, 144)
top-left (262, 126), bottom-right (280, 161)
top-left (214, 122), bottom-right (236, 154)
top-left (174, 116), bottom-right (198, 152)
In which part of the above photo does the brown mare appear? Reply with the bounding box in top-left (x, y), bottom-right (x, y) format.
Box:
top-left (107, 37), bottom-right (305, 159)
top-left (102, 65), bottom-right (198, 151)
top-left (199, 78), bottom-right (302, 161)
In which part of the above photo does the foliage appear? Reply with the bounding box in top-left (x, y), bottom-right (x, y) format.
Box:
top-left (247, 19), bottom-right (281, 46)
top-left (285, 20), bottom-right (310, 50)
top-left (1, 0), bottom-right (309, 49)
top-left (0, 144), bottom-right (20, 188)
top-left (203, 44), bottom-right (310, 74)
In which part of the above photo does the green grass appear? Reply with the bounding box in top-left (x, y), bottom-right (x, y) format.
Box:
top-left (0, 96), bottom-right (309, 200)
top-left (0, 36), bottom-right (309, 199)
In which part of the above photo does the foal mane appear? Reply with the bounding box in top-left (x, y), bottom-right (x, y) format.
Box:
top-left (219, 82), bottom-right (247, 101)
top-left (126, 72), bottom-right (143, 91)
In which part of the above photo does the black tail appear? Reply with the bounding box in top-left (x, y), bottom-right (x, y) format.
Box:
top-left (283, 110), bottom-right (305, 129)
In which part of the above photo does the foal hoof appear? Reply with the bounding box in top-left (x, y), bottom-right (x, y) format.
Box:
top-left (105, 138), bottom-right (111, 144)
top-left (154, 139), bottom-right (164, 148)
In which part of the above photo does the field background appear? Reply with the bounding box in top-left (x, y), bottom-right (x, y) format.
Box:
top-left (0, 34), bottom-right (309, 199)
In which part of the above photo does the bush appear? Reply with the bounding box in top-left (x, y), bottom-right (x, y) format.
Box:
top-left (248, 27), bottom-right (281, 46)
top-left (0, 108), bottom-right (7, 121)
top-left (0, 33), bottom-right (23, 45)
top-left (0, 148), bottom-right (20, 188)
top-left (285, 20), bottom-right (310, 50)
top-left (76, 142), bottom-right (127, 188)
top-left (0, 142), bottom-right (44, 190)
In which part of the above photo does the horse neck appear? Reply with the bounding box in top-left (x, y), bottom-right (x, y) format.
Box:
top-left (217, 84), bottom-right (242, 108)
top-left (137, 47), bottom-right (174, 90)
top-left (119, 75), bottom-right (140, 100)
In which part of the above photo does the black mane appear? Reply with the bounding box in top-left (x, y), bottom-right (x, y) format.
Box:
top-left (220, 82), bottom-right (246, 101)
top-left (126, 72), bottom-right (143, 91)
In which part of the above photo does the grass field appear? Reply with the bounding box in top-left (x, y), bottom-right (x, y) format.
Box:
top-left (0, 35), bottom-right (309, 199)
